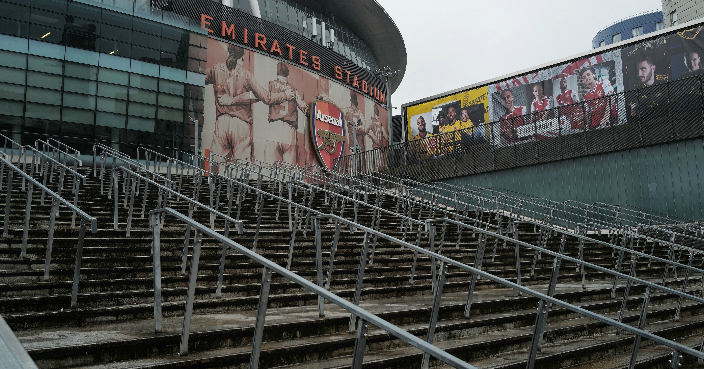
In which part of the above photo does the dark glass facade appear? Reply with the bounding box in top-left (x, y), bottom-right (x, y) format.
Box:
top-left (0, 0), bottom-right (208, 158)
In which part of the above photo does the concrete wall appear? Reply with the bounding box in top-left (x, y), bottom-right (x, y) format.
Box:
top-left (438, 138), bottom-right (704, 221)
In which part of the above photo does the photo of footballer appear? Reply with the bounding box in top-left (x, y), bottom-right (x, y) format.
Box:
top-left (552, 75), bottom-right (583, 131)
top-left (577, 62), bottom-right (618, 130)
top-left (492, 86), bottom-right (529, 146)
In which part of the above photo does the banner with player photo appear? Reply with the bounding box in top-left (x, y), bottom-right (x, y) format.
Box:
top-left (487, 50), bottom-right (625, 147)
top-left (202, 38), bottom-right (389, 170)
top-left (405, 87), bottom-right (489, 154)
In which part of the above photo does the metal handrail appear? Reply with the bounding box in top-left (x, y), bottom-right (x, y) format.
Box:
top-left (0, 154), bottom-right (97, 308)
top-left (47, 138), bottom-right (80, 158)
top-left (0, 315), bottom-right (39, 369)
top-left (149, 207), bottom-right (477, 369)
top-left (117, 167), bottom-right (244, 235)
top-left (313, 213), bottom-right (704, 366)
top-left (35, 139), bottom-right (83, 167)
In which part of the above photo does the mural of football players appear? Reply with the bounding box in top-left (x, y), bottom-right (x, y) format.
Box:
top-left (499, 89), bottom-right (527, 144)
top-left (529, 84), bottom-right (553, 122)
top-left (554, 77), bottom-right (582, 130)
top-left (413, 116), bottom-right (430, 140)
top-left (580, 66), bottom-right (616, 129)
top-left (266, 62), bottom-right (309, 165)
top-left (679, 50), bottom-right (704, 79)
top-left (368, 104), bottom-right (387, 149)
top-left (205, 44), bottom-right (293, 161)
top-left (344, 91), bottom-right (365, 151)
top-left (628, 56), bottom-right (666, 118)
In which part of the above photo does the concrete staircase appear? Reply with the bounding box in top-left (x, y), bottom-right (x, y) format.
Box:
top-left (1, 165), bottom-right (703, 369)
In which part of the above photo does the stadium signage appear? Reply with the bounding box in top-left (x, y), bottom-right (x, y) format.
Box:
top-left (199, 12), bottom-right (386, 105)
top-left (310, 101), bottom-right (346, 171)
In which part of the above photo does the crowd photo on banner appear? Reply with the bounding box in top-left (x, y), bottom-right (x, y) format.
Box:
top-left (405, 25), bottom-right (704, 155)
top-left (203, 38), bottom-right (389, 169)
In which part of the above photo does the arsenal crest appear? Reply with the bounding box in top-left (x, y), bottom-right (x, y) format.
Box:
top-left (310, 101), bottom-right (346, 171)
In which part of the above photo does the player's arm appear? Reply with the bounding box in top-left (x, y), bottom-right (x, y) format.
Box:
top-left (295, 91), bottom-right (309, 115)
top-left (246, 71), bottom-right (288, 105)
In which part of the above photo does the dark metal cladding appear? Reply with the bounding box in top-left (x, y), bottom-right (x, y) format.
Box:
top-left (153, 0), bottom-right (388, 101)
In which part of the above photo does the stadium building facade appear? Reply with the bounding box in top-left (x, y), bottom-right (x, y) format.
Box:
top-left (0, 0), bottom-right (405, 167)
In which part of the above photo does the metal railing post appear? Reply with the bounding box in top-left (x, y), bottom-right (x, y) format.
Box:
top-left (350, 232), bottom-right (370, 333)
top-left (464, 233), bottom-right (487, 318)
top-left (3, 168), bottom-right (12, 237)
top-left (628, 287), bottom-right (651, 369)
top-left (350, 318), bottom-right (369, 369)
top-left (70, 218), bottom-right (87, 308)
top-left (180, 229), bottom-right (202, 356)
top-left (249, 266), bottom-right (272, 369)
top-left (20, 183), bottom-right (32, 257)
top-left (422, 261), bottom-right (447, 369)
top-left (44, 197), bottom-right (59, 281)
top-left (152, 212), bottom-right (163, 333)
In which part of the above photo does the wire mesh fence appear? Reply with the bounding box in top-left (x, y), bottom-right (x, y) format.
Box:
top-left (336, 75), bottom-right (704, 182)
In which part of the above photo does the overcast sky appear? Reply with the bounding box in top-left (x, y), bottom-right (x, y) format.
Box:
top-left (375, 0), bottom-right (663, 109)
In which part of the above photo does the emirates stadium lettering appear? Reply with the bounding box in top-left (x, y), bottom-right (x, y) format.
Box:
top-left (200, 13), bottom-right (386, 105)
top-left (316, 110), bottom-right (343, 127)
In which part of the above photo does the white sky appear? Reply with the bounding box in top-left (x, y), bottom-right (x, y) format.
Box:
top-left (376, 0), bottom-right (663, 109)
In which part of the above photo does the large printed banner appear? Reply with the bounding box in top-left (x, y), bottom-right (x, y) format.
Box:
top-left (406, 24), bottom-right (704, 148)
top-left (406, 87), bottom-right (489, 152)
top-left (203, 38), bottom-right (389, 169)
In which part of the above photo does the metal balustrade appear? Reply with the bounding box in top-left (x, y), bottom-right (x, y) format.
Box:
top-left (30, 140), bottom-right (704, 367)
top-left (0, 152), bottom-right (97, 308)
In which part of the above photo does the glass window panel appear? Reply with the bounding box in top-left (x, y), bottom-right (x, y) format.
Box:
top-left (63, 92), bottom-right (95, 109)
top-left (0, 67), bottom-right (26, 85)
top-left (27, 71), bottom-right (62, 90)
top-left (0, 100), bottom-right (23, 117)
top-left (132, 31), bottom-right (160, 49)
top-left (5, 2), bottom-right (30, 22)
top-left (102, 11), bottom-right (132, 29)
top-left (97, 82), bottom-right (127, 99)
top-left (131, 45), bottom-right (159, 64)
top-left (130, 74), bottom-right (157, 90)
top-left (27, 55), bottom-right (62, 74)
top-left (0, 83), bottom-right (25, 101)
top-left (26, 87), bottom-right (61, 105)
top-left (100, 24), bottom-right (130, 42)
top-left (127, 115), bottom-right (155, 132)
top-left (30, 9), bottom-right (66, 28)
top-left (31, 0), bottom-right (67, 13)
top-left (157, 107), bottom-right (181, 122)
top-left (64, 62), bottom-right (97, 80)
top-left (160, 38), bottom-right (180, 55)
top-left (162, 25), bottom-right (186, 41)
top-left (159, 79), bottom-right (183, 95)
top-left (62, 108), bottom-right (94, 124)
top-left (0, 19), bottom-right (29, 38)
top-left (67, 2), bottom-right (100, 21)
top-left (25, 102), bottom-right (60, 120)
top-left (129, 87), bottom-right (156, 104)
top-left (28, 24), bottom-right (62, 43)
top-left (128, 102), bottom-right (155, 118)
top-left (97, 97), bottom-right (127, 114)
top-left (99, 39), bottom-right (130, 58)
top-left (98, 68), bottom-right (128, 85)
top-left (96, 111), bottom-right (125, 128)
top-left (63, 18), bottom-right (99, 51)
top-left (64, 78), bottom-right (97, 95)
top-left (133, 18), bottom-right (160, 36)
top-left (158, 93), bottom-right (182, 109)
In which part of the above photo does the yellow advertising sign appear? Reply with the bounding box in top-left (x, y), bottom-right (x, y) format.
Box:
top-left (406, 86), bottom-right (489, 142)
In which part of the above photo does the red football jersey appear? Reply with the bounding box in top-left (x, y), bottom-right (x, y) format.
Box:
top-left (556, 90), bottom-right (575, 106)
top-left (584, 81), bottom-right (614, 129)
top-left (531, 96), bottom-right (552, 112)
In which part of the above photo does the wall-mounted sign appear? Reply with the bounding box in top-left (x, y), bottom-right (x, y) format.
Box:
top-left (310, 101), bottom-right (346, 170)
